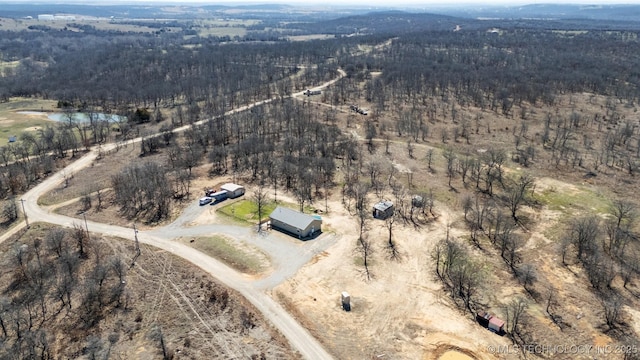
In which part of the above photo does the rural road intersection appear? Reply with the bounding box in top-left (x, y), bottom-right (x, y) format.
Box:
top-left (1, 69), bottom-right (348, 360)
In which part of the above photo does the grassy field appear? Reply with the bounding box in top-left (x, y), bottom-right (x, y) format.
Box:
top-left (0, 98), bottom-right (58, 146)
top-left (218, 199), bottom-right (279, 224)
top-left (179, 235), bottom-right (266, 274)
top-left (0, 18), bottom-right (163, 33)
top-left (534, 184), bottom-right (610, 214)
top-left (218, 199), bottom-right (315, 224)
top-left (195, 27), bottom-right (247, 38)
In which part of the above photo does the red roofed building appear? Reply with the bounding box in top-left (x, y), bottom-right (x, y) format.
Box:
top-left (488, 316), bottom-right (505, 333)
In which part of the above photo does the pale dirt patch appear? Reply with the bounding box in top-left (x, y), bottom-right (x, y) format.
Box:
top-left (274, 195), bottom-right (508, 360)
top-left (535, 176), bottom-right (581, 195)
top-left (623, 306), bottom-right (640, 340)
top-left (438, 350), bottom-right (475, 360)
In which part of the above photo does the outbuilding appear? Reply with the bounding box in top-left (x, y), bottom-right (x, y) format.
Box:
top-left (476, 310), bottom-right (505, 334)
top-left (269, 206), bottom-right (322, 239)
top-left (488, 316), bottom-right (505, 333)
top-left (220, 183), bottom-right (245, 198)
top-left (373, 201), bottom-right (394, 220)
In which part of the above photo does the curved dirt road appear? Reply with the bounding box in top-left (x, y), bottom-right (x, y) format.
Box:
top-left (2, 68), bottom-right (347, 360)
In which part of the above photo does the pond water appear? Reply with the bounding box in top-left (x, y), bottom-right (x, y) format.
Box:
top-left (47, 112), bottom-right (126, 123)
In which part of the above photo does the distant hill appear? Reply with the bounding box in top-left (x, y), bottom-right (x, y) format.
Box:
top-left (298, 9), bottom-right (640, 35)
top-left (437, 4), bottom-right (640, 22)
top-left (293, 11), bottom-right (473, 35)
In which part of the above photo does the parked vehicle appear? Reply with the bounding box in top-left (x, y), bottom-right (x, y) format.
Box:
top-left (304, 89), bottom-right (321, 96)
top-left (204, 188), bottom-right (217, 197)
top-left (199, 197), bottom-right (212, 206)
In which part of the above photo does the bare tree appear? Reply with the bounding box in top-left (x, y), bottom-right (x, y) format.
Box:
top-left (506, 174), bottom-right (535, 221)
top-left (568, 216), bottom-right (600, 261)
top-left (517, 263), bottom-right (537, 294)
top-left (406, 139), bottom-right (414, 159)
top-left (425, 149), bottom-right (434, 172)
top-left (73, 223), bottom-right (88, 258)
top-left (2, 197), bottom-right (18, 224)
top-left (601, 294), bottom-right (623, 330)
top-left (443, 147), bottom-right (457, 189)
top-left (385, 210), bottom-right (400, 260)
top-left (504, 297), bottom-right (528, 340)
top-left (253, 183), bottom-right (268, 232)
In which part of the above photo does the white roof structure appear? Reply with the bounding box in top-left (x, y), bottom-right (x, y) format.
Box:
top-left (269, 206), bottom-right (320, 230)
top-left (220, 183), bottom-right (243, 192)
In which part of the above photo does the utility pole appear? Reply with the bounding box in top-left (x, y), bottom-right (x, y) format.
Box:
top-left (130, 223), bottom-right (141, 268)
top-left (20, 199), bottom-right (29, 229)
top-left (82, 212), bottom-right (90, 242)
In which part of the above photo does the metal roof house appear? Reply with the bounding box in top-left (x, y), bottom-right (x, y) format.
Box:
top-left (373, 201), bottom-right (394, 220)
top-left (269, 206), bottom-right (322, 240)
top-left (220, 183), bottom-right (245, 198)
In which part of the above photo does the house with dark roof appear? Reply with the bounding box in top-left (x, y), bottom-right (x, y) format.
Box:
top-left (269, 206), bottom-right (322, 240)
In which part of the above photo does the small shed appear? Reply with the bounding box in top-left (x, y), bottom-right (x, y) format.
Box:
top-left (269, 206), bottom-right (322, 239)
top-left (220, 183), bottom-right (245, 198)
top-left (373, 201), bottom-right (394, 220)
top-left (488, 316), bottom-right (505, 333)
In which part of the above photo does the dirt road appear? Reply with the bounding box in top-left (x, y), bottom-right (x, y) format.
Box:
top-left (1, 68), bottom-right (348, 360)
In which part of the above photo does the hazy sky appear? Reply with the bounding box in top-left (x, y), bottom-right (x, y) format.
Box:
top-left (132, 0), bottom-right (639, 3)
top-left (6, 0), bottom-right (640, 5)
top-left (2, 0), bottom-right (640, 9)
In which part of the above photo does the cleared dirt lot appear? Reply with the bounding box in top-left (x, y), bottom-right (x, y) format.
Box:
top-left (272, 195), bottom-right (507, 360)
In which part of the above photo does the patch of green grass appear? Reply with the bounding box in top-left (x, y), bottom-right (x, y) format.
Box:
top-left (218, 199), bottom-right (278, 224)
top-left (182, 235), bottom-right (265, 274)
top-left (0, 98), bottom-right (58, 146)
top-left (218, 199), bottom-right (314, 224)
top-left (0, 119), bottom-right (51, 147)
top-left (534, 185), bottom-right (610, 215)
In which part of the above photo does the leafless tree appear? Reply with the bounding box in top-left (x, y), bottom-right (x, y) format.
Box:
top-left (517, 263), bottom-right (537, 294)
top-left (425, 149), bottom-right (434, 172)
top-left (73, 223), bottom-right (88, 258)
top-left (504, 297), bottom-right (528, 340)
top-left (2, 197), bottom-right (18, 224)
top-left (568, 215), bottom-right (600, 261)
top-left (443, 147), bottom-right (457, 189)
top-left (601, 294), bottom-right (623, 330)
top-left (506, 174), bottom-right (535, 221)
top-left (81, 192), bottom-right (92, 212)
top-left (385, 210), bottom-right (400, 260)
top-left (253, 183), bottom-right (268, 232)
